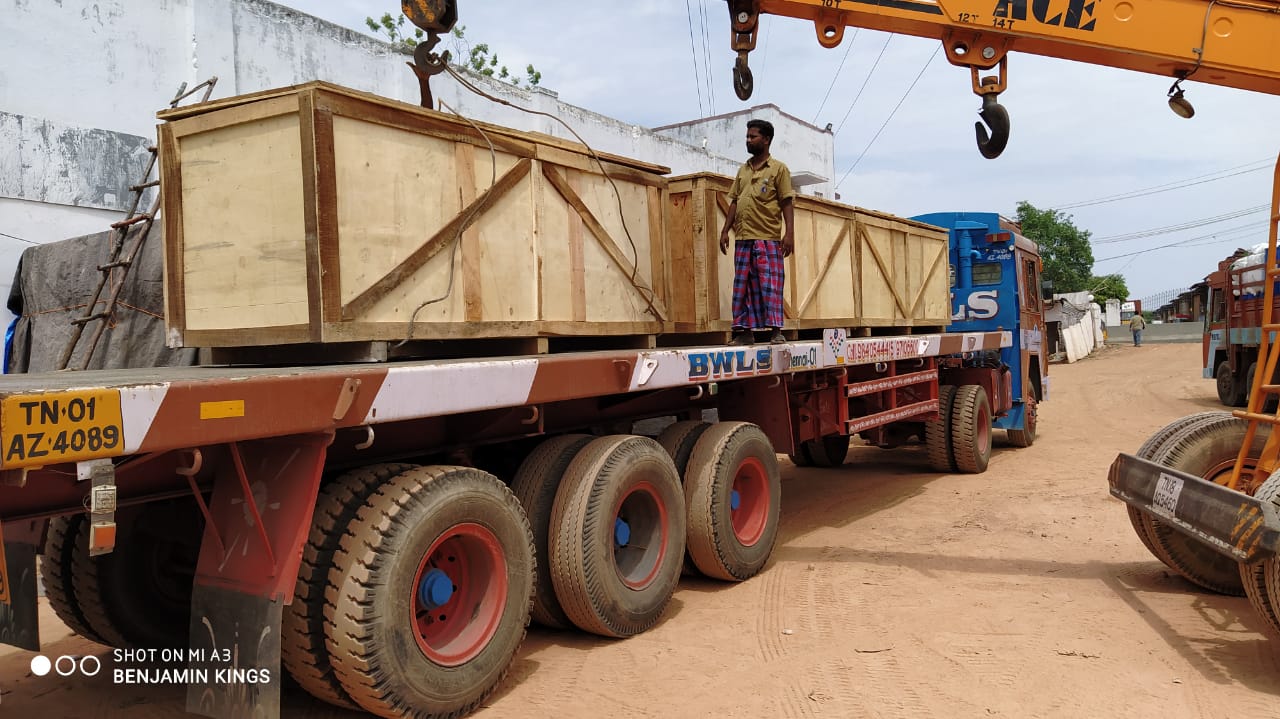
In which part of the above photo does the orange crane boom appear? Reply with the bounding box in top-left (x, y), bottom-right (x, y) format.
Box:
top-left (728, 0), bottom-right (1280, 156)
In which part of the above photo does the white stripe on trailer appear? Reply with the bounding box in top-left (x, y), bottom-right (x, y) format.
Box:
top-left (363, 358), bottom-right (540, 423)
top-left (120, 384), bottom-right (170, 454)
top-left (626, 332), bottom-right (1011, 392)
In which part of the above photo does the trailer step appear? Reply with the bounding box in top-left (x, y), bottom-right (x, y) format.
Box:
top-left (1108, 453), bottom-right (1280, 563)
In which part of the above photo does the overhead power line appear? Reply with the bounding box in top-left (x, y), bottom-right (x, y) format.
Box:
top-left (758, 13), bottom-right (773, 89)
top-left (812, 29), bottom-right (858, 124)
top-left (684, 0), bottom-right (705, 116)
top-left (1091, 204), bottom-right (1269, 244)
top-left (1094, 221), bottom-right (1266, 262)
top-left (1052, 158), bottom-right (1272, 210)
top-left (699, 0), bottom-right (717, 113)
top-left (835, 44), bottom-right (939, 190)
top-left (834, 33), bottom-right (893, 136)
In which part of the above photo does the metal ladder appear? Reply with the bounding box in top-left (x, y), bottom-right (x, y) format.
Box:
top-left (56, 77), bottom-right (218, 371)
top-left (1231, 152), bottom-right (1280, 490)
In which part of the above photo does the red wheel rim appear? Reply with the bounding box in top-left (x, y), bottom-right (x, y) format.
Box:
top-left (732, 456), bottom-right (770, 546)
top-left (977, 404), bottom-right (991, 455)
top-left (613, 481), bottom-right (669, 590)
top-left (411, 523), bottom-right (507, 667)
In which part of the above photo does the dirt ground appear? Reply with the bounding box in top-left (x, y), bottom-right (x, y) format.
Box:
top-left (4, 341), bottom-right (1279, 718)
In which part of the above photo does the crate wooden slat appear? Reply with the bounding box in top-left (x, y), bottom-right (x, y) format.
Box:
top-left (666, 172), bottom-right (951, 332)
top-left (158, 81), bottom-right (672, 348)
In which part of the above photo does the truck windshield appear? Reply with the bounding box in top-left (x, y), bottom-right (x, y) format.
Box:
top-left (973, 262), bottom-right (1002, 286)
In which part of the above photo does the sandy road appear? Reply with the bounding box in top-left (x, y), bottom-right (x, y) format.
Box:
top-left (2, 341), bottom-right (1277, 718)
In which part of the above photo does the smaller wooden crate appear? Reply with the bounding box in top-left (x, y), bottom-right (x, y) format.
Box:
top-left (666, 173), bottom-right (951, 332)
top-left (157, 81), bottom-right (672, 349)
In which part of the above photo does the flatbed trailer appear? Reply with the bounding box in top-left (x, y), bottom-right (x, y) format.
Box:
top-left (0, 328), bottom-right (1011, 718)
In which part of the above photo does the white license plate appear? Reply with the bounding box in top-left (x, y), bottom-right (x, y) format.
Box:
top-left (1152, 473), bottom-right (1185, 517)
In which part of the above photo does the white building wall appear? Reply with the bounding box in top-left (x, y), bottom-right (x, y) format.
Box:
top-left (0, 0), bottom-right (834, 327)
top-left (653, 106), bottom-right (836, 197)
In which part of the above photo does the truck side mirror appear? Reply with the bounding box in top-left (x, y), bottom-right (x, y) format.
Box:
top-left (1040, 279), bottom-right (1053, 301)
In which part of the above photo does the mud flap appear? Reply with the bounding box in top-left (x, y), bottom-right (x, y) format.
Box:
top-left (182, 433), bottom-right (330, 719)
top-left (0, 519), bottom-right (41, 651)
top-left (185, 585), bottom-right (283, 718)
top-left (1108, 452), bottom-right (1280, 562)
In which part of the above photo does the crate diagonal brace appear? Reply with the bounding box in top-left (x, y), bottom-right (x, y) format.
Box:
top-left (860, 224), bottom-right (913, 319)
top-left (542, 163), bottom-right (669, 321)
top-left (342, 157), bottom-right (532, 320)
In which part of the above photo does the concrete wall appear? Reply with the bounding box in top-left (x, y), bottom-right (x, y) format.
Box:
top-left (0, 0), bottom-right (834, 328)
top-left (1045, 293), bottom-right (1100, 362)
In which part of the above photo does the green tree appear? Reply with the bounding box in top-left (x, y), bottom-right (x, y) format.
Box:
top-left (365, 12), bottom-right (424, 48)
top-left (365, 14), bottom-right (542, 88)
top-left (1087, 273), bottom-right (1129, 306)
top-left (1014, 201), bottom-right (1095, 294)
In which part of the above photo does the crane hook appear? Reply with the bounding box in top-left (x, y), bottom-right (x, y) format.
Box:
top-left (974, 93), bottom-right (1010, 159)
top-left (402, 0), bottom-right (458, 108)
top-left (733, 53), bottom-right (754, 101)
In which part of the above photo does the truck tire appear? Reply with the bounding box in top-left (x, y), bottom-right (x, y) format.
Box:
top-left (655, 420), bottom-right (713, 577)
top-left (71, 500), bottom-right (202, 649)
top-left (1006, 393), bottom-right (1037, 448)
top-left (926, 385), bottom-right (958, 472)
top-left (656, 421), bottom-right (713, 477)
top-left (1126, 412), bottom-right (1231, 560)
top-left (1144, 416), bottom-right (1266, 595)
top-left (799, 435), bottom-right (851, 468)
top-left (1245, 362), bottom-right (1279, 412)
top-left (41, 515), bottom-right (106, 645)
top-left (282, 462), bottom-right (416, 709)
top-left (1216, 361), bottom-right (1246, 407)
top-left (684, 422), bottom-right (782, 581)
top-left (1244, 470), bottom-right (1280, 636)
top-left (788, 441), bottom-right (814, 467)
top-left (70, 524), bottom-right (131, 648)
top-left (549, 436), bottom-right (685, 638)
top-left (950, 385), bottom-right (992, 474)
top-left (510, 435), bottom-right (593, 629)
top-left (326, 466), bottom-right (534, 719)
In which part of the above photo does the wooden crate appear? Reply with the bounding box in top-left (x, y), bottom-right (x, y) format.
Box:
top-left (667, 173), bottom-right (951, 332)
top-left (157, 81), bottom-right (672, 348)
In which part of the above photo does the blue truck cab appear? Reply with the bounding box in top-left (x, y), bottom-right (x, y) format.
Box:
top-left (911, 212), bottom-right (1049, 444)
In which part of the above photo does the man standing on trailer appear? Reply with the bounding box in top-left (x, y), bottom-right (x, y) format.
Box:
top-left (719, 119), bottom-right (795, 346)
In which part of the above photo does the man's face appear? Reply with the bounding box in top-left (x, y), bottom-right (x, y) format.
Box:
top-left (746, 127), bottom-right (768, 156)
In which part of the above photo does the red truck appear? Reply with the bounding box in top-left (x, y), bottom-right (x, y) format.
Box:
top-left (1202, 248), bottom-right (1277, 406)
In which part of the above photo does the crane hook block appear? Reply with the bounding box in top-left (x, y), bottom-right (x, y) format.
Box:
top-left (974, 94), bottom-right (1010, 159)
top-left (734, 54), bottom-right (754, 101)
top-left (401, 0), bottom-right (458, 34)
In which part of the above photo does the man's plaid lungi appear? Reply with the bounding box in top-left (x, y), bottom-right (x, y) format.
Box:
top-left (732, 239), bottom-right (785, 330)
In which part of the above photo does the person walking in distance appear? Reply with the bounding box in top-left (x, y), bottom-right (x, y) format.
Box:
top-left (719, 119), bottom-right (796, 345)
top-left (1129, 312), bottom-right (1146, 346)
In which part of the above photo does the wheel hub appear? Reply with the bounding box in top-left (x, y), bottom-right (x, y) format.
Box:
top-left (614, 517), bottom-right (632, 547)
top-left (731, 457), bottom-right (769, 546)
top-left (613, 482), bottom-right (668, 590)
top-left (417, 567), bottom-right (454, 610)
top-left (411, 523), bottom-right (507, 667)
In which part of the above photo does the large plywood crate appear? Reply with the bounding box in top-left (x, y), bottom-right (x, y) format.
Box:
top-left (667, 173), bottom-right (951, 332)
top-left (157, 82), bottom-right (672, 348)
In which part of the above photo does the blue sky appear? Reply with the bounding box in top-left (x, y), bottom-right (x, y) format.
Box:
top-left (286, 0), bottom-right (1280, 305)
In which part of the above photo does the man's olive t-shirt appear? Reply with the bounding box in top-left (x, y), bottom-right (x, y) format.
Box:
top-left (728, 157), bottom-right (795, 241)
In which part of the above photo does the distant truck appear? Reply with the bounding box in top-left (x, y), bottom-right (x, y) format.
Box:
top-left (1202, 248), bottom-right (1275, 406)
top-left (912, 212), bottom-right (1049, 446)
